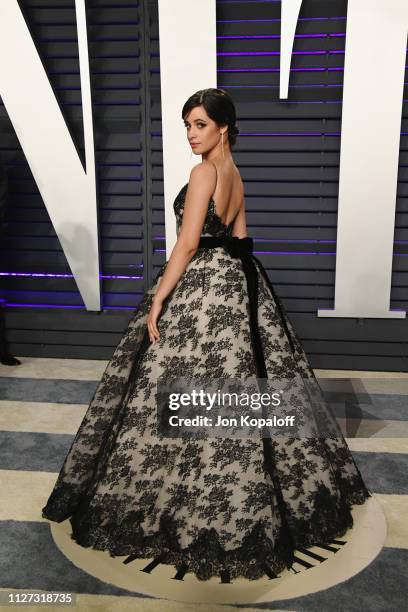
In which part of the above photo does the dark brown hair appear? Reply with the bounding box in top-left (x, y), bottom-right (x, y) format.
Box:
top-left (182, 88), bottom-right (240, 147)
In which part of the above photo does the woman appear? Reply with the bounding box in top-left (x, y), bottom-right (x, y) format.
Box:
top-left (42, 88), bottom-right (371, 582)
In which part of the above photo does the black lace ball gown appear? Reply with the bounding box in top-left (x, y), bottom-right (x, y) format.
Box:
top-left (42, 182), bottom-right (372, 582)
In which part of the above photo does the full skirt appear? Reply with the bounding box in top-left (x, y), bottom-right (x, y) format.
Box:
top-left (42, 246), bottom-right (371, 581)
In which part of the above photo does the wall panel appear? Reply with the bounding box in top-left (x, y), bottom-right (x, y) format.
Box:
top-left (0, 0), bottom-right (407, 370)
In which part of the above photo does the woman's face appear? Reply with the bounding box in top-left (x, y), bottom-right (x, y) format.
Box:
top-left (183, 105), bottom-right (225, 156)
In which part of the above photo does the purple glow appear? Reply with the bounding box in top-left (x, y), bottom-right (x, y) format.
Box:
top-left (217, 35), bottom-right (330, 40)
top-left (6, 303), bottom-right (88, 309)
top-left (0, 272), bottom-right (72, 278)
top-left (218, 67), bottom-right (327, 72)
top-left (154, 248), bottom-right (408, 256)
top-left (153, 249), bottom-right (339, 255)
top-left (0, 272), bottom-right (143, 280)
top-left (216, 15), bottom-right (346, 23)
top-left (229, 132), bottom-right (325, 135)
top-left (155, 237), bottom-right (341, 243)
top-left (256, 250), bottom-right (337, 255)
top-left (3, 303), bottom-right (137, 310)
top-left (218, 50), bottom-right (327, 55)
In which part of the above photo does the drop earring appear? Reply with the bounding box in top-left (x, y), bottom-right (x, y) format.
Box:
top-left (220, 131), bottom-right (225, 159)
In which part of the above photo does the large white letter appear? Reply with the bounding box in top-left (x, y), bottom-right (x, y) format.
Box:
top-left (0, 1), bottom-right (99, 310)
top-left (158, 0), bottom-right (217, 261)
top-left (280, 0), bottom-right (407, 319)
top-left (279, 0), bottom-right (302, 99)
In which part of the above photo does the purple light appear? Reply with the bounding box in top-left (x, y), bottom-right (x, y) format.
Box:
top-left (0, 272), bottom-right (73, 278)
top-left (154, 249), bottom-right (338, 255)
top-left (156, 248), bottom-right (408, 256)
top-left (233, 132), bottom-right (325, 135)
top-left (259, 250), bottom-right (338, 255)
top-left (0, 272), bottom-right (144, 279)
top-left (4, 303), bottom-right (138, 311)
top-left (217, 35), bottom-right (330, 40)
top-left (216, 15), bottom-right (346, 23)
top-left (5, 303), bottom-right (86, 309)
top-left (218, 67), bottom-right (328, 72)
top-left (218, 50), bottom-right (327, 55)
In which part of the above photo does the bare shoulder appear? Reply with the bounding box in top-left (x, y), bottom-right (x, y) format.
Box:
top-left (190, 160), bottom-right (217, 182)
top-left (188, 161), bottom-right (217, 197)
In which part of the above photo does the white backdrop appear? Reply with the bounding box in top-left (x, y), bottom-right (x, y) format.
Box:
top-left (0, 0), bottom-right (99, 310)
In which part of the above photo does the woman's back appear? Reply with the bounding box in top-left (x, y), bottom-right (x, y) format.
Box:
top-left (205, 158), bottom-right (244, 228)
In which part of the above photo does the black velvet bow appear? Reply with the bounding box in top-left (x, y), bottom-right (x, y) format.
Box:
top-left (223, 236), bottom-right (254, 258)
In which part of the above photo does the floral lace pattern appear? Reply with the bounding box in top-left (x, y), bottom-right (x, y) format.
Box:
top-left (42, 183), bottom-right (371, 582)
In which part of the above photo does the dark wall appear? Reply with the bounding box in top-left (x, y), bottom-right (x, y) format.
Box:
top-left (0, 0), bottom-right (407, 371)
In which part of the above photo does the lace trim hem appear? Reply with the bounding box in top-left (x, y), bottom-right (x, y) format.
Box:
top-left (42, 482), bottom-right (371, 582)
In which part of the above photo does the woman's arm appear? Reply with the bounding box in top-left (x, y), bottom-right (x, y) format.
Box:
top-left (152, 160), bottom-right (217, 305)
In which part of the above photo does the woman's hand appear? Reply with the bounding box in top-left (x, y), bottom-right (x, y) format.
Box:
top-left (147, 298), bottom-right (163, 344)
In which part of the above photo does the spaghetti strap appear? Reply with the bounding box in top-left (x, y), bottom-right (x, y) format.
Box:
top-left (206, 160), bottom-right (220, 219)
